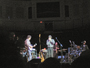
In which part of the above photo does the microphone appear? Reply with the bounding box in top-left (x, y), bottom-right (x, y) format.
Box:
top-left (55, 37), bottom-right (63, 47)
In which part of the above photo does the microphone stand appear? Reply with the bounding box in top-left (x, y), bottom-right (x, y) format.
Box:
top-left (55, 37), bottom-right (63, 63)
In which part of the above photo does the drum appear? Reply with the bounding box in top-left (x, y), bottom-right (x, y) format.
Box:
top-left (31, 49), bottom-right (37, 55)
top-left (31, 49), bottom-right (37, 59)
top-left (68, 47), bottom-right (80, 61)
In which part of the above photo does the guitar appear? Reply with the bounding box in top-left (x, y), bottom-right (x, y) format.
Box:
top-left (29, 43), bottom-right (37, 50)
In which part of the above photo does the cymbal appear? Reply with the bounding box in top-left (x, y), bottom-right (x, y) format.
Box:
top-left (58, 49), bottom-right (67, 52)
top-left (62, 49), bottom-right (67, 50)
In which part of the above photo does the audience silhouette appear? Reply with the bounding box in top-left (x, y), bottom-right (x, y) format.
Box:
top-left (71, 50), bottom-right (90, 68)
top-left (38, 57), bottom-right (60, 68)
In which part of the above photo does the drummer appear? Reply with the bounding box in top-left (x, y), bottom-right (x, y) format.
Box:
top-left (81, 40), bottom-right (89, 51)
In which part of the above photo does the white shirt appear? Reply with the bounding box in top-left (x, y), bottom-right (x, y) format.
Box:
top-left (25, 39), bottom-right (32, 50)
top-left (46, 39), bottom-right (55, 47)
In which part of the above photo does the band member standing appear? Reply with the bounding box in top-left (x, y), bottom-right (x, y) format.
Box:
top-left (24, 35), bottom-right (35, 62)
top-left (81, 40), bottom-right (89, 51)
top-left (46, 35), bottom-right (55, 58)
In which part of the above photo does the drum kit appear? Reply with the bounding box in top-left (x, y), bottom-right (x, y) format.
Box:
top-left (20, 47), bottom-right (37, 59)
top-left (57, 41), bottom-right (85, 63)
top-left (67, 41), bottom-right (84, 63)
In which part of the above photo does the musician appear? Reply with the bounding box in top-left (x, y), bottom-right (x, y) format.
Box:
top-left (46, 35), bottom-right (55, 58)
top-left (81, 40), bottom-right (89, 51)
top-left (24, 35), bottom-right (35, 62)
top-left (54, 42), bottom-right (59, 58)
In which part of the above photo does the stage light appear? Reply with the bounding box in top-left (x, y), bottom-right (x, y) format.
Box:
top-left (40, 21), bottom-right (43, 23)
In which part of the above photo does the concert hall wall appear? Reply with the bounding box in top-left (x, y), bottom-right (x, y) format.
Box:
top-left (0, 0), bottom-right (90, 31)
